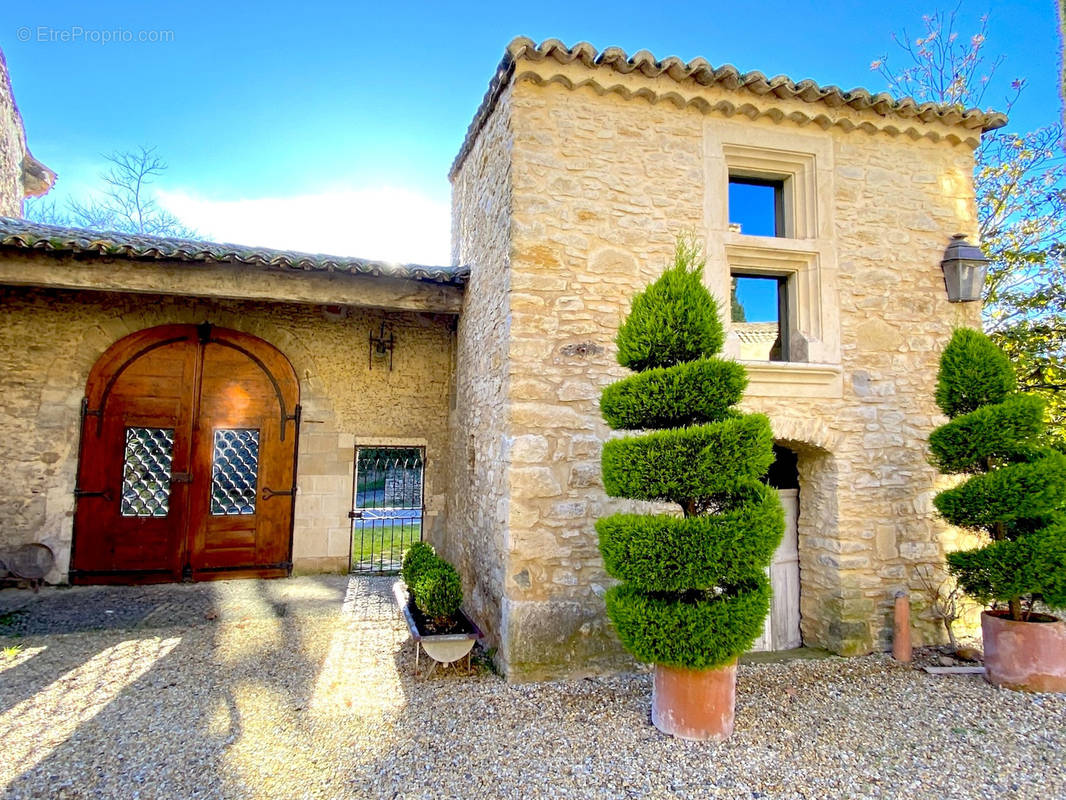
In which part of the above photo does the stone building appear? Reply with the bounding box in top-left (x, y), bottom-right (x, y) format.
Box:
top-left (0, 38), bottom-right (1005, 680)
top-left (0, 49), bottom-right (53, 216)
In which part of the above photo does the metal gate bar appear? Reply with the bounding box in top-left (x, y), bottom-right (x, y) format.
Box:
top-left (349, 446), bottom-right (425, 574)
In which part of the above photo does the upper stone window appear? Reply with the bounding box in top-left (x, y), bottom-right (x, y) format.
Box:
top-left (707, 130), bottom-right (840, 387)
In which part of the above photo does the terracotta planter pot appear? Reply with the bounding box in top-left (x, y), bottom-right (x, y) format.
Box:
top-left (651, 661), bottom-right (737, 740)
top-left (982, 610), bottom-right (1066, 692)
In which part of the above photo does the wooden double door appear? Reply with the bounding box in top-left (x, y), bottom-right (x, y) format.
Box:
top-left (71, 324), bottom-right (300, 583)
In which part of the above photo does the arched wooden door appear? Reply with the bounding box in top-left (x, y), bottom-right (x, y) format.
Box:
top-left (71, 324), bottom-right (300, 584)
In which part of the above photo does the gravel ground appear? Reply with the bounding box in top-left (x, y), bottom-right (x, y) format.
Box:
top-left (1, 576), bottom-right (1064, 800)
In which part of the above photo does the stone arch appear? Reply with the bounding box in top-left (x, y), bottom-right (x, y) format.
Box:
top-left (29, 290), bottom-right (348, 581)
top-left (762, 410), bottom-right (847, 653)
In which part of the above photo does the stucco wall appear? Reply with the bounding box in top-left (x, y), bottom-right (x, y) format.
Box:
top-left (452, 68), bottom-right (983, 679)
top-left (0, 284), bottom-right (454, 581)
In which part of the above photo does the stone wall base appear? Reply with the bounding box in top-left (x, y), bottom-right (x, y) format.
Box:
top-left (499, 597), bottom-right (633, 682)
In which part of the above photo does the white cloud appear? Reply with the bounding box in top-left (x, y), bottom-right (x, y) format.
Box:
top-left (157, 186), bottom-right (451, 265)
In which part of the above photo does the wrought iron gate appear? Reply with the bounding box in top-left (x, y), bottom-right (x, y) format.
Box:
top-left (349, 446), bottom-right (425, 574)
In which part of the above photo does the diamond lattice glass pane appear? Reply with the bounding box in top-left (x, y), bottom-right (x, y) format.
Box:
top-left (211, 429), bottom-right (259, 515)
top-left (120, 427), bottom-right (175, 517)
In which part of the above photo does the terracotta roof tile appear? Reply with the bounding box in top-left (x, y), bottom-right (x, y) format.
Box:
top-left (0, 217), bottom-right (468, 286)
top-left (450, 37), bottom-right (1008, 177)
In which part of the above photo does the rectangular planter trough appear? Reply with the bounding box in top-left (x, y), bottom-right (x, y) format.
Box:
top-left (393, 580), bottom-right (482, 674)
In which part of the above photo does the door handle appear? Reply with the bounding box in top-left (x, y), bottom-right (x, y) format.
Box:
top-left (171, 472), bottom-right (193, 484)
top-left (261, 486), bottom-right (295, 500)
top-left (74, 488), bottom-right (113, 501)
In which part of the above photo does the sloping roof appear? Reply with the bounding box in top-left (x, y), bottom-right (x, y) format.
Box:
top-left (733, 321), bottom-right (780, 344)
top-left (451, 37), bottom-right (1009, 177)
top-left (0, 216), bottom-right (468, 286)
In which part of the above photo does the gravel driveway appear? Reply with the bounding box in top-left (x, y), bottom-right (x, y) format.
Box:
top-left (1, 576), bottom-right (1063, 800)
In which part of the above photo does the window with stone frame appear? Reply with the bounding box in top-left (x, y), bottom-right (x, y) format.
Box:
top-left (715, 139), bottom-right (840, 379)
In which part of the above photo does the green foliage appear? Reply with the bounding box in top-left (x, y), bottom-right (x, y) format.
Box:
top-left (413, 563), bottom-right (463, 623)
top-left (933, 454), bottom-right (1066, 536)
top-left (597, 237), bottom-right (783, 669)
top-left (600, 358), bottom-right (747, 430)
top-left (601, 415), bottom-right (775, 505)
top-left (403, 543), bottom-right (466, 622)
top-left (401, 541), bottom-right (438, 587)
top-left (928, 394), bottom-right (1045, 474)
top-left (935, 329), bottom-right (1016, 418)
top-left (930, 328), bottom-right (1066, 616)
top-left (730, 277), bottom-right (747, 323)
top-left (597, 481), bottom-right (783, 593)
top-left (614, 239), bottom-right (724, 372)
top-left (605, 576), bottom-right (771, 669)
top-left (994, 322), bottom-right (1066, 450)
top-left (947, 523), bottom-right (1066, 610)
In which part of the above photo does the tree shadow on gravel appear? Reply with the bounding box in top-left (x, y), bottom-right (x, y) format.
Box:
top-left (0, 575), bottom-right (418, 799)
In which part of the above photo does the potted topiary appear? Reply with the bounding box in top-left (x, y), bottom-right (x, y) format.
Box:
top-left (396, 542), bottom-right (482, 673)
top-left (597, 239), bottom-right (784, 739)
top-left (930, 328), bottom-right (1066, 691)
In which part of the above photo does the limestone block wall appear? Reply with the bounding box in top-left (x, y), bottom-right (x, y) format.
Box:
top-left (0, 283), bottom-right (454, 581)
top-left (0, 49), bottom-right (52, 215)
top-left (0, 49), bottom-right (28, 216)
top-left (446, 87), bottom-right (514, 646)
top-left (452, 70), bottom-right (983, 679)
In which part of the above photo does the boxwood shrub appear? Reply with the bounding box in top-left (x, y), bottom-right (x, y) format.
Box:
top-left (932, 328), bottom-right (1066, 620)
top-left (601, 415), bottom-right (775, 505)
top-left (401, 541), bottom-right (438, 587)
top-left (605, 576), bottom-right (771, 669)
top-left (597, 238), bottom-right (783, 670)
top-left (597, 480), bottom-right (784, 593)
top-left (600, 358), bottom-right (747, 430)
top-left (413, 563), bottom-right (463, 623)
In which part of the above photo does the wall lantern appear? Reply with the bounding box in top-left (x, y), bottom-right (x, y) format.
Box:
top-left (369, 321), bottom-right (395, 371)
top-left (941, 233), bottom-right (988, 303)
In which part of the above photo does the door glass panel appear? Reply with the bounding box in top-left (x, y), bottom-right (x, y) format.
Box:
top-left (120, 427), bottom-right (175, 517)
top-left (211, 429), bottom-right (260, 515)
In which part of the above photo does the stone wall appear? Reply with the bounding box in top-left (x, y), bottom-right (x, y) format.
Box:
top-left (0, 284), bottom-right (454, 581)
top-left (445, 86), bottom-right (514, 647)
top-left (0, 48), bottom-right (53, 216)
top-left (451, 63), bottom-right (983, 679)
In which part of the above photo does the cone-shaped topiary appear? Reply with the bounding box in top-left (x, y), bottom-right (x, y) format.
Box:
top-left (933, 329), bottom-right (1066, 620)
top-left (597, 238), bottom-right (784, 669)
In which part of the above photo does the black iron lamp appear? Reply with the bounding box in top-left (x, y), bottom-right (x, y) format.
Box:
top-left (941, 233), bottom-right (988, 303)
top-left (369, 321), bottom-right (395, 370)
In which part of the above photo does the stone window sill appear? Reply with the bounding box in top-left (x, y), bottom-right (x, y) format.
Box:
top-left (739, 360), bottom-right (843, 398)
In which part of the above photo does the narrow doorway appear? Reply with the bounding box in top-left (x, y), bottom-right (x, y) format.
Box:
top-left (751, 444), bottom-right (802, 651)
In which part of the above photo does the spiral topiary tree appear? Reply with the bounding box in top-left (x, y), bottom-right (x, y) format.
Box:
top-left (597, 239), bottom-right (784, 738)
top-left (931, 329), bottom-right (1066, 624)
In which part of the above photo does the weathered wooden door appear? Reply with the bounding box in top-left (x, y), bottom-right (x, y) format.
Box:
top-left (751, 488), bottom-right (802, 651)
top-left (71, 324), bottom-right (299, 584)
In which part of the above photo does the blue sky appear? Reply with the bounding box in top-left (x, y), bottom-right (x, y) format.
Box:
top-left (3, 1), bottom-right (1062, 264)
